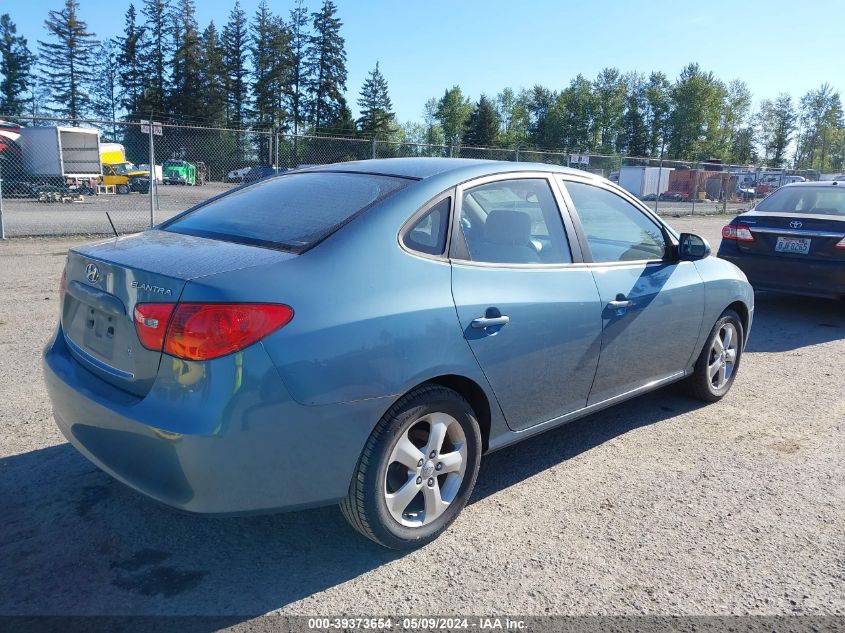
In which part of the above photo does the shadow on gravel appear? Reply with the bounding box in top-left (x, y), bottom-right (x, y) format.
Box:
top-left (472, 388), bottom-right (702, 503)
top-left (0, 388), bottom-right (704, 618)
top-left (744, 292), bottom-right (844, 353)
top-left (0, 443), bottom-right (400, 618)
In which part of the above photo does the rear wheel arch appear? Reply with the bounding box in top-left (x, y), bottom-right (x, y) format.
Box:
top-left (388, 375), bottom-right (492, 454)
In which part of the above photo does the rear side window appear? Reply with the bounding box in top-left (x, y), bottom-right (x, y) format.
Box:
top-left (458, 179), bottom-right (572, 264)
top-left (403, 198), bottom-right (450, 256)
top-left (755, 186), bottom-right (845, 216)
top-left (165, 172), bottom-right (409, 250)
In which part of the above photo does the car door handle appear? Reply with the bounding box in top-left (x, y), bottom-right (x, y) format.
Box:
top-left (471, 315), bottom-right (510, 329)
top-left (608, 293), bottom-right (633, 310)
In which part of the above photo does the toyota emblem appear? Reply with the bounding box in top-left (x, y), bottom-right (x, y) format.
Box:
top-left (85, 263), bottom-right (100, 283)
top-left (789, 220), bottom-right (803, 229)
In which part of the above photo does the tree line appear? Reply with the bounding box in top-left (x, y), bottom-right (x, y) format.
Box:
top-left (0, 0), bottom-right (843, 171)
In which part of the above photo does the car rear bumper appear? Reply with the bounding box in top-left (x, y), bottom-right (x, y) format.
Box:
top-left (43, 326), bottom-right (388, 515)
top-left (718, 248), bottom-right (845, 299)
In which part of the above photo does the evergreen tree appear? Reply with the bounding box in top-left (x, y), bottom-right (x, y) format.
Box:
top-left (286, 0), bottom-right (310, 134)
top-left (198, 21), bottom-right (227, 125)
top-left (169, 0), bottom-right (203, 119)
top-left (90, 39), bottom-right (121, 134)
top-left (25, 70), bottom-right (50, 117)
top-left (463, 95), bottom-right (500, 147)
top-left (0, 14), bottom-right (35, 116)
top-left (251, 1), bottom-right (291, 130)
top-left (525, 85), bottom-right (555, 148)
top-left (357, 61), bottom-right (393, 136)
top-left (619, 73), bottom-right (648, 156)
top-left (138, 0), bottom-right (172, 118)
top-left (307, 0), bottom-right (346, 130)
top-left (436, 86), bottom-right (472, 146)
top-left (322, 96), bottom-right (355, 136)
top-left (38, 0), bottom-right (99, 122)
top-left (223, 2), bottom-right (249, 129)
top-left (116, 4), bottom-right (147, 118)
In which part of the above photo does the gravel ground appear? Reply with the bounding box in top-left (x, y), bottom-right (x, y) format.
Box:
top-left (1, 182), bottom-right (752, 237)
top-left (0, 181), bottom-right (234, 237)
top-left (0, 216), bottom-right (843, 619)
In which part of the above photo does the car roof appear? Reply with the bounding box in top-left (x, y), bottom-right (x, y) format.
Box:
top-left (779, 180), bottom-right (842, 188)
top-left (299, 157), bottom-right (597, 181)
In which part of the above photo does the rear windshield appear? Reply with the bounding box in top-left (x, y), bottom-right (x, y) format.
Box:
top-left (755, 186), bottom-right (845, 216)
top-left (164, 172), bottom-right (409, 250)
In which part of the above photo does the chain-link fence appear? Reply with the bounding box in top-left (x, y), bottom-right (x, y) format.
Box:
top-left (0, 115), bottom-right (824, 238)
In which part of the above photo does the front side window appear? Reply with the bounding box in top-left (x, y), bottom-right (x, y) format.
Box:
top-left (165, 172), bottom-right (409, 250)
top-left (458, 178), bottom-right (572, 264)
top-left (563, 181), bottom-right (666, 262)
top-left (403, 197), bottom-right (450, 256)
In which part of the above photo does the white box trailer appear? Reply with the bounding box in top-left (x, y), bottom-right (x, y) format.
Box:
top-left (619, 166), bottom-right (674, 198)
top-left (18, 126), bottom-right (101, 183)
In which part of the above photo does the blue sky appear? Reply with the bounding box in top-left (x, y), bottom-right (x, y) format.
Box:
top-left (7, 0), bottom-right (844, 122)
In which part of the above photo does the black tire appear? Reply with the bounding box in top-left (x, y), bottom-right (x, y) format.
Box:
top-left (116, 184), bottom-right (130, 195)
top-left (683, 309), bottom-right (744, 402)
top-left (340, 384), bottom-right (482, 550)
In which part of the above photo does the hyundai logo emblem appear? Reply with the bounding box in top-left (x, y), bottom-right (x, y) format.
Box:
top-left (85, 263), bottom-right (100, 283)
top-left (789, 220), bottom-right (803, 229)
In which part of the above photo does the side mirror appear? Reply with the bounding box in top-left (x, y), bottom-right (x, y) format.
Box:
top-left (677, 233), bottom-right (711, 260)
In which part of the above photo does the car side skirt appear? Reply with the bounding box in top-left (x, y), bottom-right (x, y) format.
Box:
top-left (486, 370), bottom-right (689, 453)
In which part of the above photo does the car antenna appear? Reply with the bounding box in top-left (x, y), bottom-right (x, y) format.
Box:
top-left (105, 212), bottom-right (119, 238)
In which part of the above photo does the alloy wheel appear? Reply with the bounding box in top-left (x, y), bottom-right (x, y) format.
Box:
top-left (383, 412), bottom-right (467, 527)
top-left (708, 322), bottom-right (738, 390)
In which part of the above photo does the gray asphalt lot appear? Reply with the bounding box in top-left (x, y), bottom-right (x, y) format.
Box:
top-left (0, 216), bottom-right (843, 619)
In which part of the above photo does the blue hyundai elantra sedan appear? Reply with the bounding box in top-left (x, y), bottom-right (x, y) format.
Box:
top-left (43, 158), bottom-right (753, 549)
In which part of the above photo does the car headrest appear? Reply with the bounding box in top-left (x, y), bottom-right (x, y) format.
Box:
top-left (483, 209), bottom-right (532, 245)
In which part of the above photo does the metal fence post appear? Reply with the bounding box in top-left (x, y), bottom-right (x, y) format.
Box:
top-left (691, 165), bottom-right (696, 216)
top-left (515, 146), bottom-right (520, 162)
top-left (372, 137), bottom-right (377, 159)
top-left (0, 164), bottom-right (5, 240)
top-left (148, 122), bottom-right (155, 228)
top-left (274, 129), bottom-right (280, 171)
top-left (449, 145), bottom-right (454, 158)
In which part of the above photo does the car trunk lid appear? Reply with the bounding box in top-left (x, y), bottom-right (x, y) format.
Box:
top-left (62, 229), bottom-right (294, 396)
top-left (738, 212), bottom-right (845, 260)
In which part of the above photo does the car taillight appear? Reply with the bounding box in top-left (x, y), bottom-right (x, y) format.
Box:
top-left (134, 302), bottom-right (293, 361)
top-left (134, 302), bottom-right (177, 351)
top-left (835, 237), bottom-right (845, 250)
top-left (721, 224), bottom-right (754, 242)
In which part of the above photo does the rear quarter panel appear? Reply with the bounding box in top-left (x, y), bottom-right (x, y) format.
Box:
top-left (178, 180), bottom-right (499, 412)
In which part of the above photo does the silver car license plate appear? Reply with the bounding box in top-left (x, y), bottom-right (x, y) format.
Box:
top-left (775, 236), bottom-right (811, 254)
